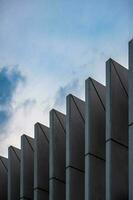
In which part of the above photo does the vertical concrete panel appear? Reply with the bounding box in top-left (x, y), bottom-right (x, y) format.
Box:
top-left (34, 123), bottom-right (49, 200)
top-left (49, 109), bottom-right (66, 200)
top-left (50, 179), bottom-right (65, 200)
top-left (66, 167), bottom-right (84, 200)
top-left (129, 39), bottom-right (133, 200)
top-left (106, 59), bottom-right (128, 200)
top-left (0, 156), bottom-right (8, 200)
top-left (85, 78), bottom-right (105, 200)
top-left (8, 146), bottom-right (20, 200)
top-left (66, 94), bottom-right (85, 200)
top-left (20, 135), bottom-right (34, 200)
top-left (129, 39), bottom-right (133, 125)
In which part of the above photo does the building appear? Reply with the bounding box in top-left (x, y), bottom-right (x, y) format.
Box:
top-left (0, 39), bottom-right (133, 200)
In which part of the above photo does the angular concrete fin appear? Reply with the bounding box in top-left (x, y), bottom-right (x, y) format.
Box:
top-left (66, 94), bottom-right (85, 170)
top-left (70, 94), bottom-right (85, 120)
top-left (85, 77), bottom-right (105, 158)
top-left (53, 109), bottom-right (66, 132)
top-left (85, 77), bottom-right (106, 200)
top-left (111, 59), bottom-right (128, 93)
top-left (0, 156), bottom-right (8, 200)
top-left (129, 39), bottom-right (133, 124)
top-left (8, 146), bottom-right (20, 200)
top-left (36, 122), bottom-right (49, 141)
top-left (66, 94), bottom-right (85, 200)
top-left (106, 59), bottom-right (128, 200)
top-left (106, 58), bottom-right (128, 145)
top-left (24, 134), bottom-right (34, 150)
top-left (20, 135), bottom-right (34, 200)
top-left (129, 125), bottom-right (133, 200)
top-left (129, 39), bottom-right (133, 200)
top-left (49, 109), bottom-right (66, 200)
top-left (34, 123), bottom-right (49, 200)
top-left (9, 146), bottom-right (21, 159)
top-left (0, 156), bottom-right (8, 171)
top-left (89, 78), bottom-right (106, 108)
top-left (50, 109), bottom-right (66, 180)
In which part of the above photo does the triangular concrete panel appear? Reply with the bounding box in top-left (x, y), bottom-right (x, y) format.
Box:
top-left (129, 39), bottom-right (133, 200)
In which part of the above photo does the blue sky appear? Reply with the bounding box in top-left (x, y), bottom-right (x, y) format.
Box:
top-left (0, 0), bottom-right (132, 156)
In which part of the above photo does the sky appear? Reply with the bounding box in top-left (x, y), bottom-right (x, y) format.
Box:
top-left (0, 0), bottom-right (132, 156)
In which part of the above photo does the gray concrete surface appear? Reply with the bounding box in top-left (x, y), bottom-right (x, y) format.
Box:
top-left (34, 122), bottom-right (49, 200)
top-left (129, 39), bottom-right (133, 200)
top-left (85, 78), bottom-right (105, 200)
top-left (49, 109), bottom-right (66, 200)
top-left (106, 58), bottom-right (128, 200)
top-left (0, 156), bottom-right (8, 200)
top-left (8, 146), bottom-right (20, 200)
top-left (66, 94), bottom-right (85, 200)
top-left (20, 135), bottom-right (34, 200)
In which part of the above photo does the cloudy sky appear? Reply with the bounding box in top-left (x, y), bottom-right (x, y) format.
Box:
top-left (0, 0), bottom-right (132, 156)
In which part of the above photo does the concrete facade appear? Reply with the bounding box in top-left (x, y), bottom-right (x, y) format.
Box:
top-left (0, 156), bottom-right (8, 200)
top-left (34, 122), bottom-right (49, 200)
top-left (66, 94), bottom-right (85, 200)
top-left (49, 109), bottom-right (66, 200)
top-left (20, 135), bottom-right (34, 200)
top-left (106, 59), bottom-right (128, 200)
top-left (129, 39), bottom-right (133, 200)
top-left (8, 146), bottom-right (20, 200)
top-left (85, 78), bottom-right (106, 200)
top-left (0, 40), bottom-right (132, 200)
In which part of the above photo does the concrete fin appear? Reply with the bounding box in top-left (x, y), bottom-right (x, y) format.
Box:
top-left (20, 135), bottom-right (34, 200)
top-left (106, 59), bottom-right (128, 200)
top-left (34, 123), bottom-right (49, 199)
top-left (8, 146), bottom-right (20, 200)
